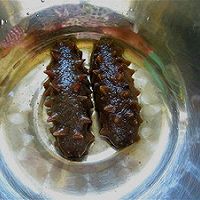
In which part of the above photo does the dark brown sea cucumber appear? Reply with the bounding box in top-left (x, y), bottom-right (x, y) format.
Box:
top-left (43, 38), bottom-right (94, 159)
top-left (90, 37), bottom-right (142, 149)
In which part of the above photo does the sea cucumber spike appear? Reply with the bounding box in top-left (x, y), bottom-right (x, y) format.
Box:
top-left (44, 87), bottom-right (52, 96)
top-left (92, 69), bottom-right (100, 75)
top-left (49, 82), bottom-right (60, 92)
top-left (126, 112), bottom-right (134, 118)
top-left (44, 70), bottom-right (56, 78)
top-left (126, 68), bottom-right (135, 76)
top-left (95, 55), bottom-right (103, 63)
top-left (47, 113), bottom-right (59, 122)
top-left (115, 73), bottom-right (124, 81)
top-left (77, 95), bottom-right (88, 101)
top-left (51, 50), bottom-right (60, 59)
top-left (75, 60), bottom-right (85, 71)
top-left (130, 101), bottom-right (141, 109)
top-left (124, 59), bottom-right (131, 66)
top-left (43, 80), bottom-right (50, 89)
top-left (51, 48), bottom-right (59, 53)
top-left (72, 132), bottom-right (84, 140)
top-left (77, 59), bottom-right (85, 65)
top-left (70, 42), bottom-right (76, 49)
top-left (46, 64), bottom-right (53, 70)
top-left (98, 74), bottom-right (104, 80)
top-left (100, 128), bottom-right (108, 136)
top-left (104, 105), bottom-right (116, 113)
top-left (134, 88), bottom-right (140, 96)
top-left (120, 90), bottom-right (130, 97)
top-left (116, 57), bottom-right (131, 65)
top-left (99, 85), bottom-right (109, 95)
top-left (80, 116), bottom-right (92, 124)
top-left (53, 129), bottom-right (65, 137)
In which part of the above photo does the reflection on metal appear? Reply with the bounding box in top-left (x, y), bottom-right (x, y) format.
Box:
top-left (0, 0), bottom-right (199, 199)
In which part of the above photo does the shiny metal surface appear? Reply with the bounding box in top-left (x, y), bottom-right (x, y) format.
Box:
top-left (0, 0), bottom-right (200, 199)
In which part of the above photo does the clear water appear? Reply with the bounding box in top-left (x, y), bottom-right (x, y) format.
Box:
top-left (0, 31), bottom-right (174, 199)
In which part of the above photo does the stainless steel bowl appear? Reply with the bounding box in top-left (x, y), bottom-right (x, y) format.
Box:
top-left (0, 0), bottom-right (199, 199)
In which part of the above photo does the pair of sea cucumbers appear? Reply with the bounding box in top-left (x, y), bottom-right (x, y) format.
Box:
top-left (44, 37), bottom-right (142, 159)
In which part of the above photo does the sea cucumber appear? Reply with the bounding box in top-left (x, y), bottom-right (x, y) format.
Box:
top-left (90, 37), bottom-right (142, 149)
top-left (43, 38), bottom-right (94, 159)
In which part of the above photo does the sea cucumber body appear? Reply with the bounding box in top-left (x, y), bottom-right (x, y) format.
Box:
top-left (44, 38), bottom-right (94, 159)
top-left (90, 37), bottom-right (142, 149)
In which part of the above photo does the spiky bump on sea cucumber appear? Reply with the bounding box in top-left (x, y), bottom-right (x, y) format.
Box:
top-left (43, 37), bottom-right (94, 159)
top-left (90, 37), bottom-right (142, 149)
